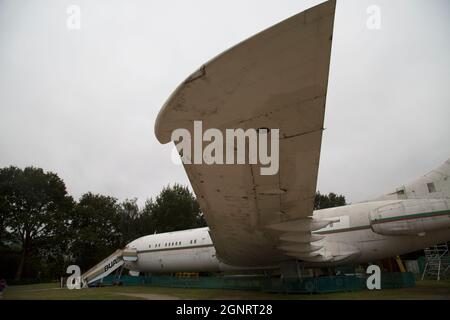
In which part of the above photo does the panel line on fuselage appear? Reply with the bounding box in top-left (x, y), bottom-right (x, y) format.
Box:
top-left (137, 243), bottom-right (214, 254)
top-left (314, 209), bottom-right (450, 235)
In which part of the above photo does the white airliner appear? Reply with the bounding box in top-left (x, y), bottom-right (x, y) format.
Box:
top-left (82, 1), bottom-right (450, 284)
top-left (121, 158), bottom-right (450, 273)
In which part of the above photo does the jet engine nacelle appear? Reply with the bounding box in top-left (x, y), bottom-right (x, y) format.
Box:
top-left (370, 199), bottom-right (450, 236)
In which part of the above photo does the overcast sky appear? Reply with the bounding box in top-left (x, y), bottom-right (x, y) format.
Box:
top-left (0, 0), bottom-right (449, 206)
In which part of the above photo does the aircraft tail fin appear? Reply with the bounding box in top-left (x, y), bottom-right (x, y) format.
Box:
top-left (377, 158), bottom-right (450, 201)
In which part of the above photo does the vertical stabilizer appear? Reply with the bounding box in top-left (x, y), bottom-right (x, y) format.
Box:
top-left (377, 158), bottom-right (450, 200)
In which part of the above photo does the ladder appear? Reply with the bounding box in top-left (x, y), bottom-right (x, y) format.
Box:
top-left (421, 243), bottom-right (450, 281)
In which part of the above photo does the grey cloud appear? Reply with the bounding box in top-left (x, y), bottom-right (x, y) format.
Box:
top-left (0, 0), bottom-right (448, 205)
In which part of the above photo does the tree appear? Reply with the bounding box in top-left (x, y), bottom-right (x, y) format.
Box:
top-left (137, 198), bottom-right (156, 236)
top-left (117, 198), bottom-right (141, 247)
top-left (145, 184), bottom-right (206, 233)
top-left (69, 193), bottom-right (122, 271)
top-left (314, 191), bottom-right (346, 210)
top-left (0, 166), bottom-right (74, 280)
top-left (0, 192), bottom-right (10, 244)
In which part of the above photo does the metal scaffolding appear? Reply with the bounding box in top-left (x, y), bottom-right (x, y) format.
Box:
top-left (421, 243), bottom-right (450, 281)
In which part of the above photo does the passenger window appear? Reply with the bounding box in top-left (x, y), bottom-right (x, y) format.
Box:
top-left (427, 182), bottom-right (436, 193)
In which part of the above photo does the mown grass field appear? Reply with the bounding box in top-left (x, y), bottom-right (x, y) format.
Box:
top-left (2, 280), bottom-right (449, 300)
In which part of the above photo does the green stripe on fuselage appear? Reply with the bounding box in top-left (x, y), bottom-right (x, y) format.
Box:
top-left (314, 225), bottom-right (371, 235)
top-left (137, 243), bottom-right (214, 254)
top-left (134, 211), bottom-right (450, 251)
top-left (314, 209), bottom-right (450, 235)
top-left (371, 209), bottom-right (450, 224)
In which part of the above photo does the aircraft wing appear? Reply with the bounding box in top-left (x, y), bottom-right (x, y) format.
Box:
top-left (155, 1), bottom-right (336, 266)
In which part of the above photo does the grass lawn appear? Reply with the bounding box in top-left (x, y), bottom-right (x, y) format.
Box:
top-left (2, 280), bottom-right (449, 300)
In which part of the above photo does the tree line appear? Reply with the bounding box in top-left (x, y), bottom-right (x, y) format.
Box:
top-left (0, 166), bottom-right (345, 282)
top-left (0, 166), bottom-right (206, 281)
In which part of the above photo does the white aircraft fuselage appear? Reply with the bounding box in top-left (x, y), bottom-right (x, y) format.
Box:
top-left (123, 159), bottom-right (450, 273)
top-left (124, 200), bottom-right (450, 273)
top-left (78, 159), bottom-right (449, 285)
